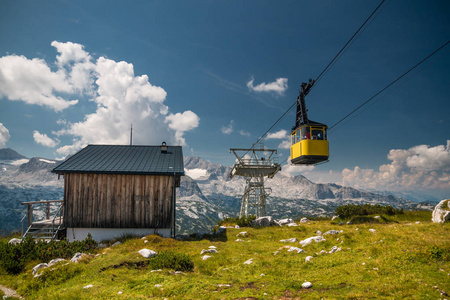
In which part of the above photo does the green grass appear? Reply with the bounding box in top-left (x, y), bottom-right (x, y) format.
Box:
top-left (0, 211), bottom-right (449, 299)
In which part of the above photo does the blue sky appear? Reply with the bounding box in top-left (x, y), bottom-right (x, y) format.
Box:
top-left (0, 0), bottom-right (449, 198)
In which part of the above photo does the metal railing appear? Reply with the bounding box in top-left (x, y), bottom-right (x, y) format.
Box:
top-left (20, 200), bottom-right (64, 240)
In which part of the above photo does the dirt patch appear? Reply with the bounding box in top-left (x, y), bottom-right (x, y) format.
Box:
top-left (0, 284), bottom-right (22, 299)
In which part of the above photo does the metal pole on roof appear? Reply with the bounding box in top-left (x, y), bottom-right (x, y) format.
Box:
top-left (130, 124), bottom-right (133, 145)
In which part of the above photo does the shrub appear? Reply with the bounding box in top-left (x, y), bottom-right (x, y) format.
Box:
top-left (335, 204), bottom-right (403, 219)
top-left (217, 215), bottom-right (257, 227)
top-left (0, 234), bottom-right (97, 275)
top-left (147, 250), bottom-right (194, 272)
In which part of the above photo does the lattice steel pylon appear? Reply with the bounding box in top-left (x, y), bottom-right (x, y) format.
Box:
top-left (229, 144), bottom-right (281, 218)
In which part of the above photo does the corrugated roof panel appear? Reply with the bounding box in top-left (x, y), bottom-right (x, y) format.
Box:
top-left (52, 144), bottom-right (184, 175)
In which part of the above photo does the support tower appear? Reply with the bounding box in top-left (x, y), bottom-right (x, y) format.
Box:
top-left (229, 144), bottom-right (281, 218)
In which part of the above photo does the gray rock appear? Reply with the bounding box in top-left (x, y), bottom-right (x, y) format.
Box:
top-left (251, 216), bottom-right (281, 227)
top-left (280, 238), bottom-right (298, 243)
top-left (200, 249), bottom-right (218, 255)
top-left (287, 223), bottom-right (298, 227)
top-left (287, 247), bottom-right (304, 253)
top-left (236, 231), bottom-right (247, 237)
top-left (48, 258), bottom-right (66, 267)
top-left (346, 221), bottom-right (352, 225)
top-left (112, 241), bottom-right (122, 247)
top-left (323, 230), bottom-right (340, 235)
top-left (305, 256), bottom-right (313, 262)
top-left (70, 252), bottom-right (88, 263)
top-left (329, 246), bottom-right (341, 253)
top-left (302, 282), bottom-right (313, 289)
top-left (244, 258), bottom-right (253, 265)
top-left (138, 249), bottom-right (157, 258)
top-left (316, 230), bottom-right (323, 235)
top-left (432, 199), bottom-right (450, 223)
top-left (299, 236), bottom-right (325, 247)
top-left (279, 218), bottom-right (294, 225)
top-left (8, 238), bottom-right (21, 245)
top-left (300, 217), bottom-right (310, 223)
top-left (32, 263), bottom-right (48, 276)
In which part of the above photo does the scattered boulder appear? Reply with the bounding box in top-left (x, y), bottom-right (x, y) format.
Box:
top-left (236, 231), bottom-right (247, 237)
top-left (369, 229), bottom-right (376, 233)
top-left (305, 256), bottom-right (313, 262)
top-left (83, 285), bottom-right (93, 289)
top-left (244, 258), bottom-right (253, 265)
top-left (287, 247), bottom-right (304, 253)
top-left (112, 241), bottom-right (122, 247)
top-left (374, 216), bottom-right (381, 219)
top-left (316, 230), bottom-right (322, 235)
top-left (331, 216), bottom-right (339, 221)
top-left (300, 217), bottom-right (310, 223)
top-left (432, 199), bottom-right (450, 223)
top-left (235, 225), bottom-right (240, 229)
top-left (346, 221), bottom-right (353, 225)
top-left (280, 238), bottom-right (298, 243)
top-left (329, 246), bottom-right (342, 254)
top-left (202, 255), bottom-right (212, 260)
top-left (279, 218), bottom-right (294, 226)
top-left (48, 258), bottom-right (66, 267)
top-left (251, 216), bottom-right (281, 227)
top-left (235, 239), bottom-right (244, 242)
top-left (323, 230), bottom-right (340, 235)
top-left (138, 249), bottom-right (157, 258)
top-left (287, 223), bottom-right (298, 227)
top-left (299, 236), bottom-right (325, 247)
top-left (209, 246), bottom-right (217, 249)
top-left (32, 263), bottom-right (48, 276)
top-left (200, 249), bottom-right (218, 255)
top-left (71, 252), bottom-right (89, 263)
top-left (302, 282), bottom-right (313, 289)
top-left (8, 238), bottom-right (21, 245)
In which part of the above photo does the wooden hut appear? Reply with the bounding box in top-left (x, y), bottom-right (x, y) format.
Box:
top-left (52, 143), bottom-right (184, 241)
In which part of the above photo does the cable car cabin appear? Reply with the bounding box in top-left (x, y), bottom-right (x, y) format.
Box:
top-left (291, 122), bottom-right (329, 165)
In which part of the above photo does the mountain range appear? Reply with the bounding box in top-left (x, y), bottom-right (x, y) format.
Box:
top-left (0, 148), bottom-right (435, 235)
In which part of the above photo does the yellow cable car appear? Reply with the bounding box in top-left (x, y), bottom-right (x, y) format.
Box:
top-left (290, 80), bottom-right (329, 165)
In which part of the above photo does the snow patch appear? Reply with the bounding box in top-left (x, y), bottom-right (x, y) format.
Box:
top-left (185, 168), bottom-right (208, 180)
top-left (39, 159), bottom-right (56, 164)
top-left (10, 159), bottom-right (29, 166)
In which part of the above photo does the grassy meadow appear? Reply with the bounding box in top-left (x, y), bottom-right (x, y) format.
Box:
top-left (0, 210), bottom-right (449, 299)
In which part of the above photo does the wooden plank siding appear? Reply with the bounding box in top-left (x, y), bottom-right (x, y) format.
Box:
top-left (63, 173), bottom-right (175, 228)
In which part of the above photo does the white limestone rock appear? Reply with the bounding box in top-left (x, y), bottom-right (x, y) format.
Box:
top-left (244, 258), bottom-right (253, 265)
top-left (302, 282), bottom-right (313, 289)
top-left (48, 258), bottom-right (66, 267)
top-left (323, 230), bottom-right (340, 235)
top-left (369, 229), bottom-right (376, 233)
top-left (83, 284), bottom-right (93, 289)
top-left (316, 230), bottom-right (323, 235)
top-left (331, 215), bottom-right (339, 221)
top-left (432, 199), bottom-right (450, 223)
top-left (305, 256), bottom-right (313, 262)
top-left (300, 217), bottom-right (310, 223)
top-left (251, 216), bottom-right (281, 227)
top-left (32, 263), bottom-right (48, 276)
top-left (279, 218), bottom-right (294, 226)
top-left (202, 255), bottom-right (212, 260)
top-left (200, 249), bottom-right (218, 255)
top-left (71, 252), bottom-right (88, 263)
top-left (8, 238), bottom-right (21, 245)
top-left (280, 238), bottom-right (298, 243)
top-left (299, 236), bottom-right (325, 247)
top-left (287, 222), bottom-right (298, 227)
top-left (329, 246), bottom-right (342, 254)
top-left (138, 249), bottom-right (157, 258)
top-left (236, 231), bottom-right (247, 237)
top-left (287, 247), bottom-right (304, 253)
top-left (235, 239), bottom-right (244, 242)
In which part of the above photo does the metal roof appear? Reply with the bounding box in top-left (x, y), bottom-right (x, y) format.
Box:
top-left (52, 145), bottom-right (184, 175)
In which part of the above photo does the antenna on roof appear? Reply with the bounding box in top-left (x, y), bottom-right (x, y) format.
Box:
top-left (130, 124), bottom-right (133, 145)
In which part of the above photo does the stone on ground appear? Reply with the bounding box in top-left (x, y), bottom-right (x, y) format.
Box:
top-left (302, 282), bottom-right (313, 289)
top-left (432, 199), bottom-right (450, 223)
top-left (138, 249), bottom-right (157, 258)
top-left (251, 216), bottom-right (281, 227)
top-left (299, 236), bottom-right (325, 247)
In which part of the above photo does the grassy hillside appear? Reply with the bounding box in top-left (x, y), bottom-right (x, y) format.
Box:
top-left (0, 211), bottom-right (449, 299)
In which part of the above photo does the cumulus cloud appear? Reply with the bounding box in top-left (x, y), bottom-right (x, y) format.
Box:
top-left (0, 41), bottom-right (200, 156)
top-left (33, 130), bottom-right (58, 147)
top-left (221, 120), bottom-right (234, 134)
top-left (341, 141), bottom-right (450, 191)
top-left (247, 77), bottom-right (288, 95)
top-left (0, 123), bottom-right (10, 148)
top-left (239, 130), bottom-right (251, 137)
top-left (281, 157), bottom-right (315, 176)
top-left (0, 55), bottom-right (78, 111)
top-left (265, 129), bottom-right (290, 149)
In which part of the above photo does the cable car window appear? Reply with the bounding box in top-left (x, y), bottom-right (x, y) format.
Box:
top-left (324, 128), bottom-right (328, 140)
top-left (312, 128), bottom-right (323, 140)
top-left (292, 132), bottom-right (296, 145)
top-left (301, 127), bottom-right (310, 140)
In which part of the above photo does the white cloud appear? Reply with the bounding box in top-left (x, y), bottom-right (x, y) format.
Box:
top-left (281, 157), bottom-right (315, 176)
top-left (266, 129), bottom-right (288, 139)
top-left (278, 140), bottom-right (291, 149)
top-left (239, 130), bottom-right (251, 137)
top-left (341, 141), bottom-right (450, 192)
top-left (0, 123), bottom-right (10, 148)
top-left (247, 77), bottom-right (288, 95)
top-left (221, 120), bottom-right (234, 134)
top-left (165, 110), bottom-right (200, 146)
top-left (33, 130), bottom-right (58, 147)
top-left (0, 41), bottom-right (200, 155)
top-left (0, 54), bottom-right (78, 111)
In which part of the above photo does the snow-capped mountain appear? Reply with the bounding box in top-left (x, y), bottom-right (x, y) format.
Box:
top-left (0, 150), bottom-right (435, 235)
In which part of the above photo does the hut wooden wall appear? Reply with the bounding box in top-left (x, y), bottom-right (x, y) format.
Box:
top-left (63, 173), bottom-right (174, 228)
